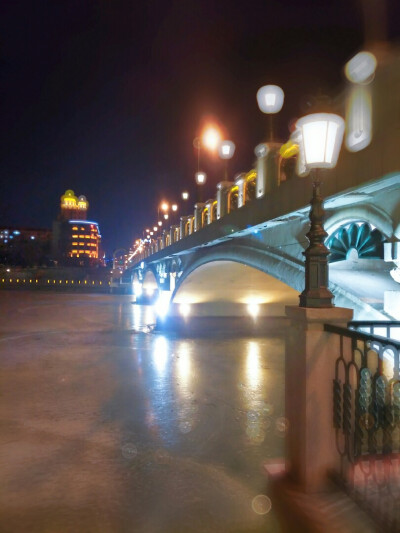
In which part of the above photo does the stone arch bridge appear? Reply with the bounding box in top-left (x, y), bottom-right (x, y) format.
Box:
top-left (124, 49), bottom-right (400, 321)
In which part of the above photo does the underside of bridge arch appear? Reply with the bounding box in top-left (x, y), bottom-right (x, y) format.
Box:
top-left (171, 260), bottom-right (299, 317)
top-left (142, 269), bottom-right (158, 293)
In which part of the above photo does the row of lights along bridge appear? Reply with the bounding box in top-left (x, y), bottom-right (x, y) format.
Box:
top-left (135, 79), bottom-right (348, 308)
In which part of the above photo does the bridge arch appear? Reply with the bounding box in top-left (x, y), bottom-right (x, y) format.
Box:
top-left (325, 205), bottom-right (393, 237)
top-left (172, 259), bottom-right (299, 317)
top-left (142, 269), bottom-right (159, 298)
top-left (174, 243), bottom-right (305, 296)
top-left (169, 241), bottom-right (387, 319)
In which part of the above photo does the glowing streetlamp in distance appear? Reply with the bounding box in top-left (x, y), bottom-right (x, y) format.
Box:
top-left (158, 221), bottom-right (162, 226)
top-left (172, 204), bottom-right (178, 212)
top-left (181, 191), bottom-right (189, 200)
top-left (164, 213), bottom-right (169, 220)
top-left (195, 171), bottom-right (207, 185)
top-left (160, 202), bottom-right (169, 212)
top-left (153, 226), bottom-right (158, 231)
top-left (202, 126), bottom-right (221, 151)
top-left (219, 140), bottom-right (236, 159)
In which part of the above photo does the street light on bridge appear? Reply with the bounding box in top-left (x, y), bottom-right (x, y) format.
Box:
top-left (257, 84), bottom-right (285, 141)
top-left (195, 171), bottom-right (207, 202)
top-left (297, 112), bottom-right (345, 308)
top-left (218, 140), bottom-right (236, 180)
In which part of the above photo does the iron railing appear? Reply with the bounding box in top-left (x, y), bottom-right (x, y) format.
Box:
top-left (324, 323), bottom-right (400, 532)
top-left (349, 321), bottom-right (400, 342)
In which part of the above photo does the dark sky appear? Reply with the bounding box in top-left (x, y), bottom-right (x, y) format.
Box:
top-left (0, 0), bottom-right (399, 254)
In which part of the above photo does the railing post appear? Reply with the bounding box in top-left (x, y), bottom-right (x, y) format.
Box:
top-left (169, 225), bottom-right (178, 244)
top-left (255, 142), bottom-right (281, 198)
top-left (194, 203), bottom-right (205, 231)
top-left (205, 199), bottom-right (214, 224)
top-left (235, 173), bottom-right (246, 207)
top-left (284, 305), bottom-right (353, 492)
top-left (216, 181), bottom-right (233, 219)
top-left (180, 216), bottom-right (189, 238)
top-left (161, 230), bottom-right (167, 248)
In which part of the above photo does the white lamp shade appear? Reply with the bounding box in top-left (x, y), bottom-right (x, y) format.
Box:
top-left (218, 140), bottom-right (235, 159)
top-left (345, 51), bottom-right (377, 84)
top-left (296, 113), bottom-right (345, 169)
top-left (257, 85), bottom-right (284, 114)
top-left (195, 171), bottom-right (207, 184)
top-left (254, 143), bottom-right (268, 158)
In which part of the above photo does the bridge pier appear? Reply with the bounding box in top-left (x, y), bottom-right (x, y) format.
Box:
top-left (283, 305), bottom-right (353, 492)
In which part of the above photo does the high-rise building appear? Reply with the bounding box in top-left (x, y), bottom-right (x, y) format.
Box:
top-left (52, 190), bottom-right (102, 266)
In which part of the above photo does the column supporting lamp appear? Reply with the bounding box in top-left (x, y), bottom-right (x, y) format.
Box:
top-left (256, 84), bottom-right (284, 140)
top-left (218, 140), bottom-right (235, 180)
top-left (195, 171), bottom-right (207, 202)
top-left (297, 112), bottom-right (345, 308)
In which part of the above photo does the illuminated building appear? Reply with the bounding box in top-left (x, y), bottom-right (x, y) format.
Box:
top-left (68, 220), bottom-right (101, 262)
top-left (52, 190), bottom-right (102, 266)
top-left (59, 189), bottom-right (89, 221)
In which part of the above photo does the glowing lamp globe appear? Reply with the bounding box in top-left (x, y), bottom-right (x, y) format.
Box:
top-left (202, 127), bottom-right (221, 151)
top-left (218, 140), bottom-right (235, 160)
top-left (257, 85), bottom-right (284, 114)
top-left (345, 51), bottom-right (377, 84)
top-left (195, 171), bottom-right (207, 185)
top-left (181, 191), bottom-right (189, 200)
top-left (296, 113), bottom-right (345, 170)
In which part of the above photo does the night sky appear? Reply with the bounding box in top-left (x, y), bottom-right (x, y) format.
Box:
top-left (1, 1), bottom-right (399, 255)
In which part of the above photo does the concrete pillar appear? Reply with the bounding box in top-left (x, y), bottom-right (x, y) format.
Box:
top-left (216, 181), bottom-right (233, 219)
top-left (161, 230), bottom-right (167, 248)
top-left (180, 216), bottom-right (189, 238)
top-left (169, 225), bottom-right (178, 244)
top-left (284, 305), bottom-right (353, 492)
top-left (235, 173), bottom-right (246, 207)
top-left (205, 199), bottom-right (214, 224)
top-left (187, 216), bottom-right (194, 235)
top-left (194, 203), bottom-right (205, 231)
top-left (255, 142), bottom-right (282, 198)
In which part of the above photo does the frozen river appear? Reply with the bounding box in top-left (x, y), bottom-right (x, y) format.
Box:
top-left (0, 291), bottom-right (285, 532)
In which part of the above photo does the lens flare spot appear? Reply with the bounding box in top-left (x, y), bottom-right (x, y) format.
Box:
top-left (251, 494), bottom-right (272, 515)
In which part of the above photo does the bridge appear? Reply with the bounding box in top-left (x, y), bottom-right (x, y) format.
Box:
top-left (125, 48), bottom-right (400, 322)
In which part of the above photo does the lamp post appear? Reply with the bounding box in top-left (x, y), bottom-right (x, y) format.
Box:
top-left (297, 112), bottom-right (345, 308)
top-left (158, 201), bottom-right (169, 225)
top-left (218, 140), bottom-right (235, 180)
top-left (256, 84), bottom-right (284, 141)
top-left (195, 171), bottom-right (207, 202)
top-left (171, 203), bottom-right (178, 224)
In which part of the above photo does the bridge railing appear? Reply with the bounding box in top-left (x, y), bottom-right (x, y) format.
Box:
top-left (133, 152), bottom-right (289, 264)
top-left (324, 322), bottom-right (400, 531)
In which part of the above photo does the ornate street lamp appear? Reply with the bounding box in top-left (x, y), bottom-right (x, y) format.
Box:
top-left (195, 171), bottom-right (207, 202)
top-left (218, 140), bottom-right (236, 179)
top-left (256, 84), bottom-right (285, 140)
top-left (297, 112), bottom-right (345, 308)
